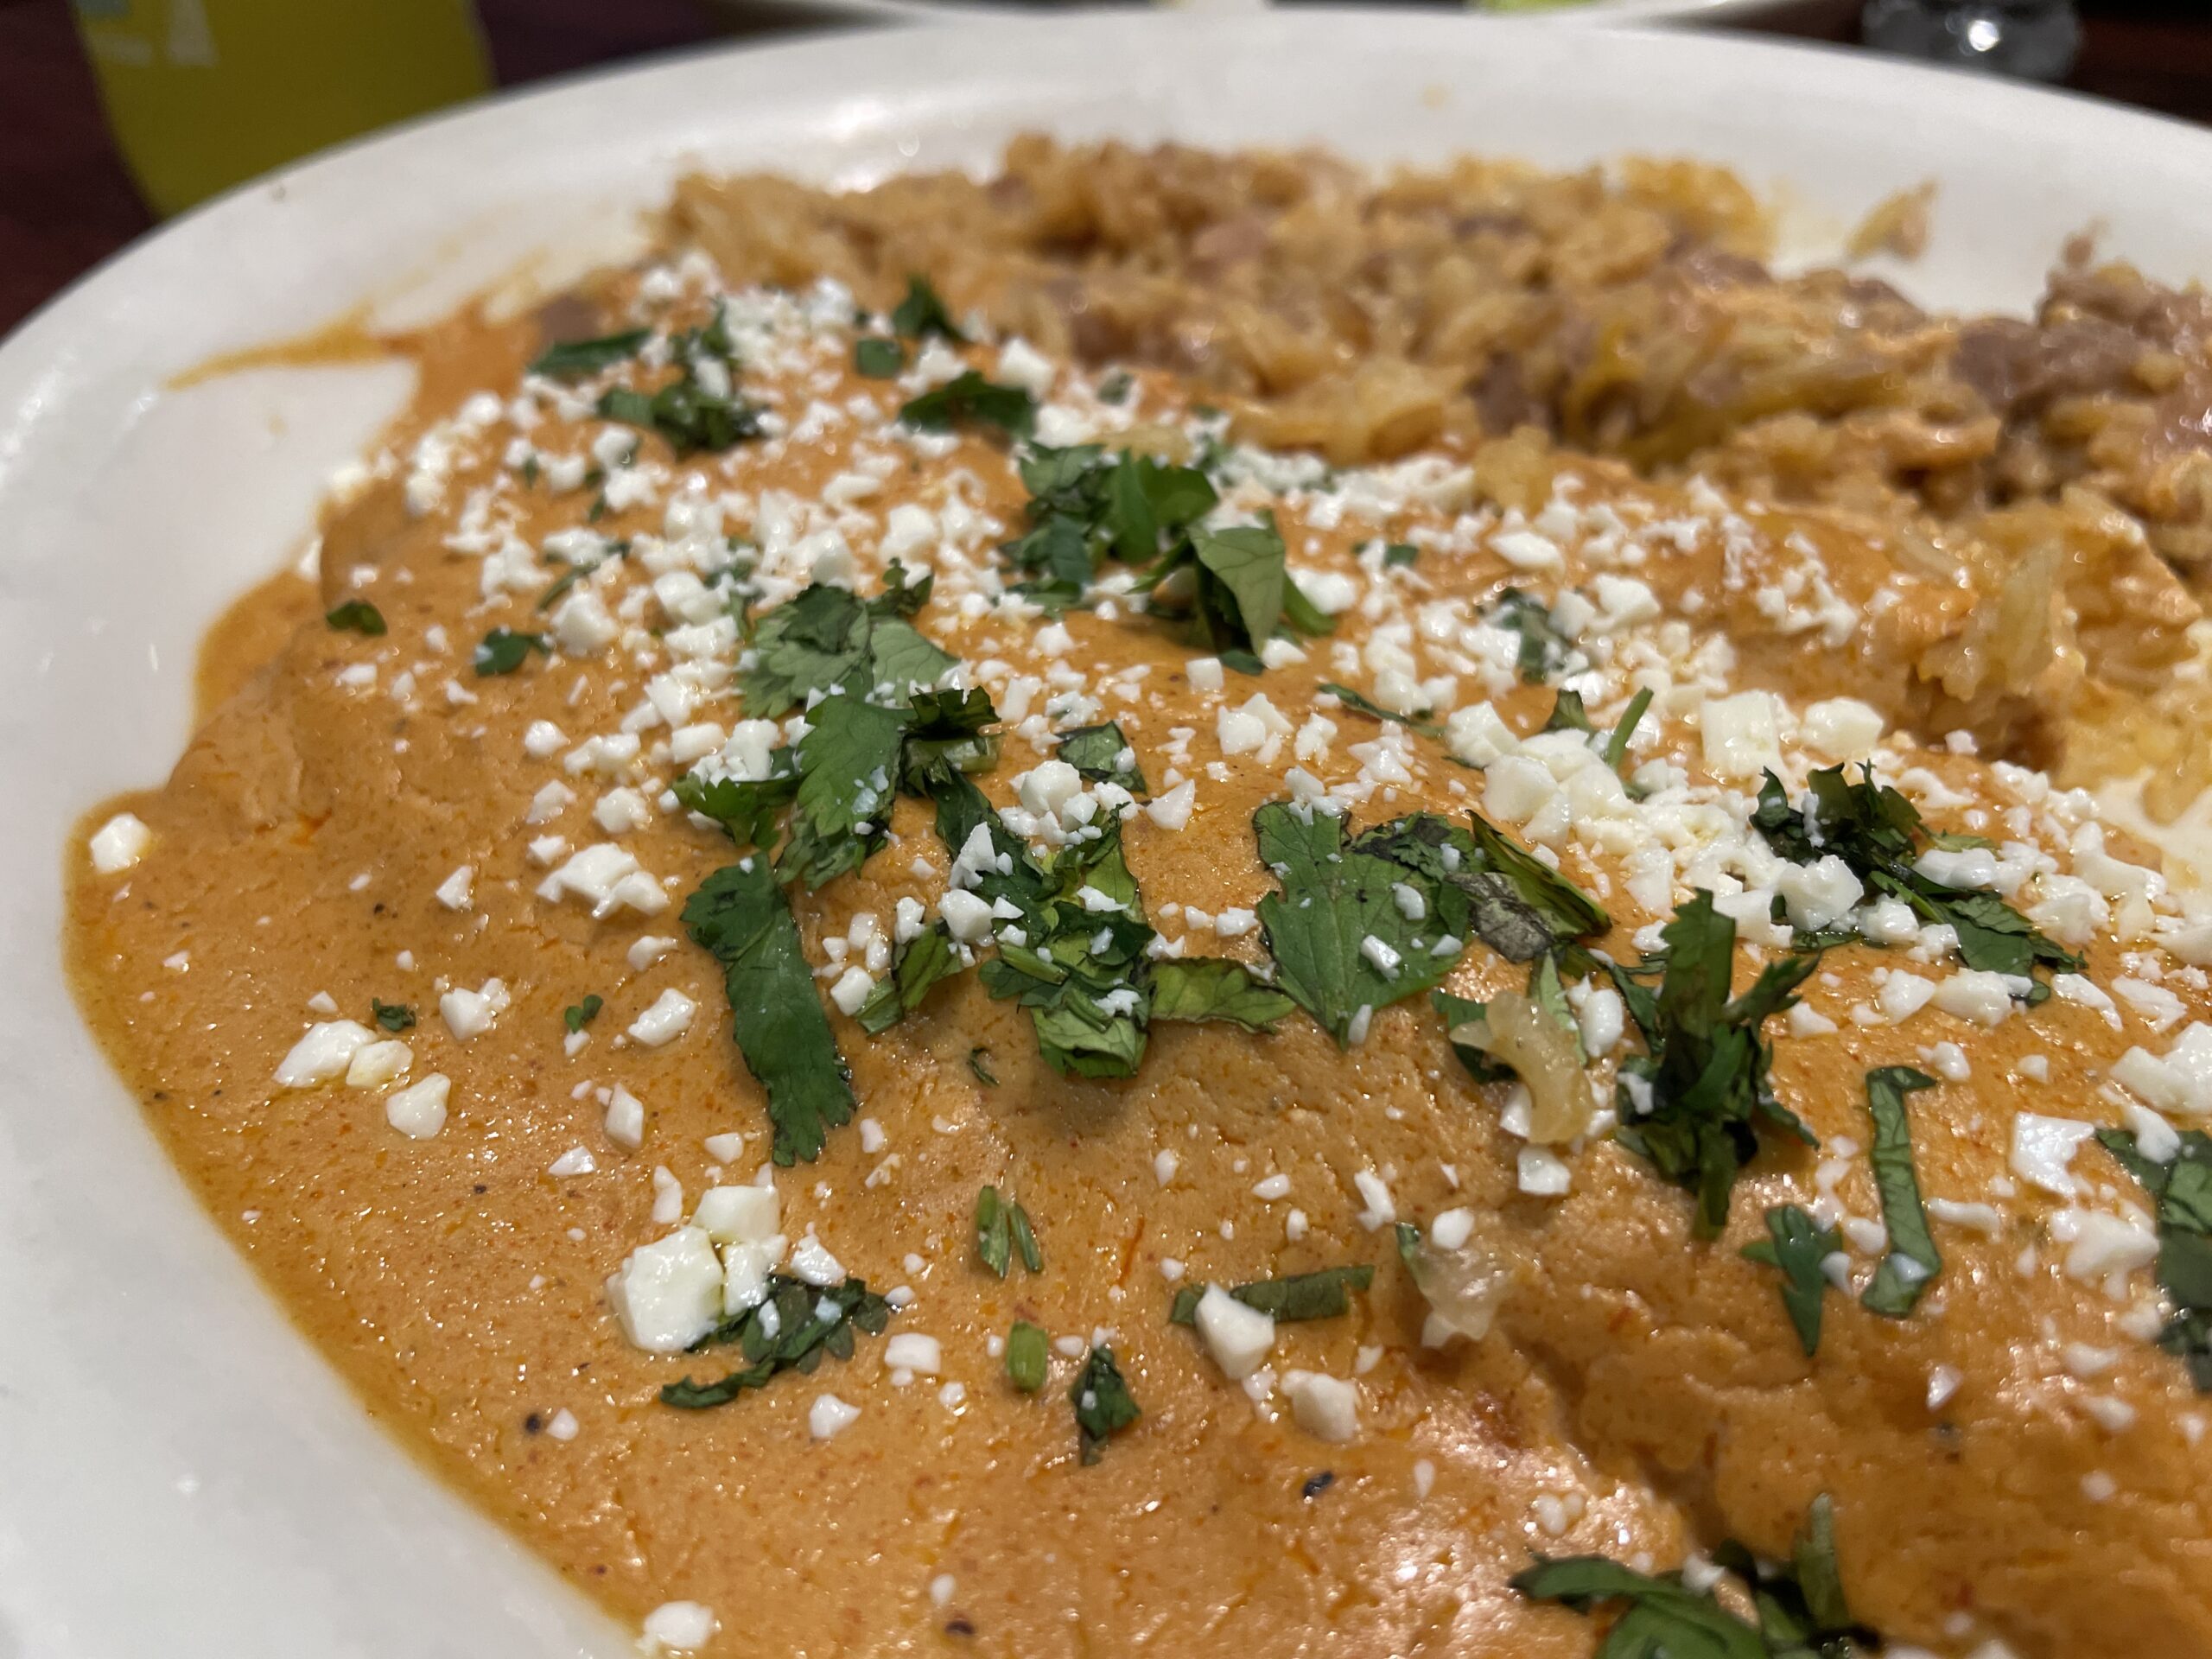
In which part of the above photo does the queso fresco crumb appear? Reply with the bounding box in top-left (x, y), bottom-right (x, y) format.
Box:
top-left (62, 161), bottom-right (2212, 1658)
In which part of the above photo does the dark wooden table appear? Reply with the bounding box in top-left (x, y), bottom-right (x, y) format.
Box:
top-left (1, 0), bottom-right (2207, 338)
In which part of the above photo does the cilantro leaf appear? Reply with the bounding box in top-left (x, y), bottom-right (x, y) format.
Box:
top-left (1613, 893), bottom-right (1822, 1236)
top-left (1486, 588), bottom-right (1571, 683)
top-left (1191, 524), bottom-right (1289, 648)
top-left (659, 1273), bottom-right (890, 1408)
top-left (1713, 1495), bottom-right (1881, 1657)
top-left (672, 753), bottom-right (798, 849)
top-left (1859, 1065), bottom-right (1942, 1318)
top-left (779, 694), bottom-right (907, 889)
top-left (974, 819), bottom-right (1154, 1077)
top-left (683, 861), bottom-right (855, 1165)
top-left (971, 1187), bottom-right (1042, 1277)
top-left (738, 570), bottom-right (953, 717)
top-left (2098, 1127), bottom-right (2212, 1389)
top-left (596, 378), bottom-right (763, 455)
top-left (529, 327), bottom-right (650, 378)
top-left (1168, 1265), bottom-right (1375, 1325)
top-left (1603, 687), bottom-right (1656, 775)
top-left (370, 998), bottom-right (415, 1033)
top-left (1517, 1494), bottom-right (1878, 1658)
top-left (563, 994), bottom-right (603, 1033)
top-left (1542, 688), bottom-right (1595, 734)
top-left (899, 686), bottom-right (1002, 793)
top-left (1056, 721), bottom-right (1147, 793)
top-left (1006, 1319), bottom-right (1050, 1392)
top-left (968, 1046), bottom-right (998, 1086)
top-left (899, 371), bottom-right (1036, 438)
top-left (1001, 445), bottom-right (1217, 608)
top-left (1070, 1344), bottom-right (1140, 1464)
top-left (1148, 958), bottom-right (1298, 1033)
top-left (1382, 541), bottom-right (1420, 569)
top-left (976, 1185), bottom-right (1014, 1276)
top-left (853, 337), bottom-right (903, 378)
top-left (1742, 1203), bottom-right (1841, 1357)
top-left (1319, 682), bottom-right (1444, 741)
top-left (473, 627), bottom-right (547, 676)
top-left (1751, 765), bottom-right (2081, 990)
top-left (889, 274), bottom-right (965, 342)
top-left (1253, 804), bottom-right (1472, 1046)
top-left (855, 922), bottom-right (963, 1034)
top-left (325, 599), bottom-right (385, 636)
top-left (1458, 812), bottom-right (1611, 959)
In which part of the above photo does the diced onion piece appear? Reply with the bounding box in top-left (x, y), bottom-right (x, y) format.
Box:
top-left (1400, 1232), bottom-right (1511, 1345)
top-left (1448, 991), bottom-right (1593, 1144)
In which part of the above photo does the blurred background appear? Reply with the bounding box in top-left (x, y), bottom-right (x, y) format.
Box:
top-left (0, 0), bottom-right (2206, 337)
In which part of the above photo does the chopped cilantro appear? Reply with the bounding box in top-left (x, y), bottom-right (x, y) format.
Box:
top-left (596, 378), bottom-right (763, 455)
top-left (853, 336), bottom-right (904, 378)
top-left (736, 567), bottom-right (954, 718)
top-left (1612, 892), bottom-right (1822, 1236)
top-left (1516, 1494), bottom-right (1877, 1658)
top-left (1602, 686), bottom-right (1656, 779)
top-left (682, 861), bottom-right (855, 1165)
top-left (1253, 805), bottom-right (1476, 1046)
top-left (473, 627), bottom-right (548, 676)
top-left (1096, 370), bottom-right (1133, 405)
top-left (324, 599), bottom-right (385, 636)
top-left (898, 371), bottom-right (1036, 438)
top-left (967, 1046), bottom-right (998, 1086)
top-left (1134, 518), bottom-right (1316, 659)
top-left (1751, 765), bottom-right (2081, 992)
top-left (779, 694), bottom-right (908, 889)
top-left (1147, 958), bottom-right (1298, 1033)
top-left (976, 1186), bottom-right (1042, 1278)
top-left (1541, 688), bottom-right (1595, 734)
top-left (562, 995), bottom-right (603, 1034)
top-left (1070, 1344), bottom-right (1140, 1465)
top-left (370, 998), bottom-right (415, 1033)
top-left (889, 274), bottom-right (965, 342)
top-left (1382, 541), bottom-right (1420, 569)
top-left (1056, 721), bottom-right (1147, 793)
top-left (2098, 1127), bottom-right (2212, 1389)
top-left (1859, 1065), bottom-right (1942, 1318)
top-left (1485, 588), bottom-right (1571, 682)
top-left (535, 537), bottom-right (629, 611)
top-left (1382, 810), bottom-right (1609, 965)
top-left (1168, 1264), bottom-right (1375, 1325)
top-left (1742, 1203), bottom-right (1841, 1357)
top-left (1010, 1198), bottom-right (1042, 1273)
top-left (1006, 1319), bottom-right (1050, 1392)
top-left (969, 809), bottom-right (1154, 1078)
top-left (855, 922), bottom-right (962, 1034)
top-left (1319, 681), bottom-right (1444, 741)
top-left (659, 1274), bottom-right (891, 1409)
top-left (681, 682), bottom-right (995, 895)
top-left (1001, 444), bottom-right (1217, 609)
top-left (528, 327), bottom-right (651, 378)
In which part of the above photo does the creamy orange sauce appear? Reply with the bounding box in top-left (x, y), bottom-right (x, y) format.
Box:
top-left (65, 257), bottom-right (2212, 1657)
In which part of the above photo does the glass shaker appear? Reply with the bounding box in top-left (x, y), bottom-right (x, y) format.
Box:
top-left (1861, 0), bottom-right (2082, 83)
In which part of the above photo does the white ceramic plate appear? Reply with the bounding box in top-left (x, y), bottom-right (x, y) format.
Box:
top-left (5, 15), bottom-right (2209, 1656)
top-left (772, 0), bottom-right (1861, 38)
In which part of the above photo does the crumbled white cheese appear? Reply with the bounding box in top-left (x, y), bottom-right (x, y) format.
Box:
top-left (606, 1227), bottom-right (723, 1352)
top-left (1195, 1285), bottom-right (1275, 1380)
top-left (1281, 1370), bottom-right (1359, 1442)
top-left (89, 811), bottom-right (151, 873)
top-left (627, 988), bottom-right (696, 1047)
top-left (385, 1072), bottom-right (450, 1139)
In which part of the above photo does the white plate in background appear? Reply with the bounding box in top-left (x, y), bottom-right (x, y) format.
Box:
top-left (1, 13), bottom-right (2204, 1656)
